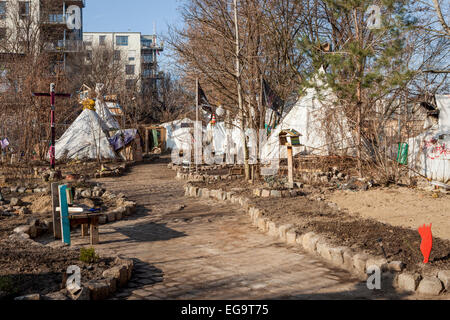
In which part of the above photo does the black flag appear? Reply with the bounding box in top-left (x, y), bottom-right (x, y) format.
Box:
top-left (262, 79), bottom-right (283, 117)
top-left (198, 83), bottom-right (213, 114)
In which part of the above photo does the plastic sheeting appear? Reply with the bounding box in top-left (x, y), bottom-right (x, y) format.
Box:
top-left (95, 99), bottom-right (120, 131)
top-left (55, 109), bottom-right (116, 160)
top-left (406, 95), bottom-right (450, 183)
top-left (109, 129), bottom-right (138, 151)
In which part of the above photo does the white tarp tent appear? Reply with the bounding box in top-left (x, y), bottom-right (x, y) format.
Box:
top-left (96, 99), bottom-right (120, 131)
top-left (161, 118), bottom-right (196, 151)
top-left (406, 95), bottom-right (450, 183)
top-left (55, 108), bottom-right (116, 160)
top-left (260, 74), bottom-right (354, 160)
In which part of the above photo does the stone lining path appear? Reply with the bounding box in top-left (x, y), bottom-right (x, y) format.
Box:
top-left (68, 157), bottom-right (425, 300)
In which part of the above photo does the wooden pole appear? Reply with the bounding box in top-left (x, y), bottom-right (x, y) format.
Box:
top-left (51, 182), bottom-right (62, 239)
top-left (287, 145), bottom-right (294, 189)
top-left (195, 78), bottom-right (199, 172)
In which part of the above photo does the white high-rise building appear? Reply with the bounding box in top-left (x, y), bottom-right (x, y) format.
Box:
top-left (83, 31), bottom-right (163, 93)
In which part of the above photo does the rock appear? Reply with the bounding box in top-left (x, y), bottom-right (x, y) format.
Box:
top-left (278, 224), bottom-right (293, 241)
top-left (9, 232), bottom-right (30, 241)
top-left (437, 270), bottom-right (450, 291)
top-left (102, 265), bottom-right (128, 287)
top-left (114, 257), bottom-right (134, 280)
top-left (81, 189), bottom-right (92, 198)
top-left (316, 242), bottom-right (332, 261)
top-left (14, 293), bottom-right (40, 300)
top-left (286, 231), bottom-right (297, 244)
top-left (352, 253), bottom-right (370, 274)
top-left (343, 249), bottom-right (355, 270)
top-left (397, 273), bottom-right (422, 292)
top-left (17, 207), bottom-right (31, 215)
top-left (365, 257), bottom-right (388, 272)
top-left (14, 225), bottom-right (31, 234)
top-left (86, 280), bottom-right (110, 300)
top-left (105, 211), bottom-right (116, 223)
top-left (261, 190), bottom-right (270, 198)
top-left (267, 221), bottom-right (278, 237)
top-left (253, 188), bottom-right (262, 197)
top-left (69, 286), bottom-right (90, 300)
top-left (270, 190), bottom-right (282, 198)
top-left (43, 290), bottom-right (69, 300)
top-left (416, 276), bottom-right (443, 295)
top-left (9, 197), bottom-right (23, 206)
top-left (329, 247), bottom-right (345, 266)
top-left (257, 217), bottom-right (268, 232)
top-left (388, 261), bottom-right (405, 272)
top-left (302, 232), bottom-right (321, 253)
top-left (10, 186), bottom-right (18, 193)
top-left (17, 187), bottom-right (26, 194)
top-left (98, 215), bottom-right (107, 224)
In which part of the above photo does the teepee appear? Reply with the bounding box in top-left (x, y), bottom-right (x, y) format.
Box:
top-left (95, 98), bottom-right (120, 131)
top-left (55, 83), bottom-right (117, 160)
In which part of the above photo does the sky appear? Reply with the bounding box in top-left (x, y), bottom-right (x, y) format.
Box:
top-left (83, 0), bottom-right (185, 71)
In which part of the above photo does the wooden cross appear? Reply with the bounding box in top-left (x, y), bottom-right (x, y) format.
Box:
top-left (32, 83), bottom-right (71, 170)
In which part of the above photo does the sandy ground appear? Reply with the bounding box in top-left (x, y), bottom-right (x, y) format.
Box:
top-left (327, 187), bottom-right (450, 241)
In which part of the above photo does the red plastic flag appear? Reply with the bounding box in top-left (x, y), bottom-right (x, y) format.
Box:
top-left (418, 223), bottom-right (432, 264)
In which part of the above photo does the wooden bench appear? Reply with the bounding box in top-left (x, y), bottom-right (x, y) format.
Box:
top-left (69, 213), bottom-right (101, 245)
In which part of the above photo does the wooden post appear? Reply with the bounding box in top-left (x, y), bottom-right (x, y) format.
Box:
top-left (287, 145), bottom-right (294, 189)
top-left (90, 222), bottom-right (99, 245)
top-left (145, 128), bottom-right (149, 154)
top-left (81, 224), bottom-right (89, 237)
top-left (58, 185), bottom-right (70, 245)
top-left (51, 182), bottom-right (61, 239)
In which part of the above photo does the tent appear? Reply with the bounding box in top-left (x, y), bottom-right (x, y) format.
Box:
top-left (406, 95), bottom-right (450, 183)
top-left (260, 72), bottom-right (354, 160)
top-left (161, 118), bottom-right (197, 151)
top-left (55, 108), bottom-right (116, 160)
top-left (95, 99), bottom-right (121, 131)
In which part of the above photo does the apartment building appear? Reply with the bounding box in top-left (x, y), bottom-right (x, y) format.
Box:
top-left (0, 0), bottom-right (85, 68)
top-left (83, 31), bottom-right (164, 93)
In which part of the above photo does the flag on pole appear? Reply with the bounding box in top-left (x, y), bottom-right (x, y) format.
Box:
top-left (262, 79), bottom-right (283, 117)
top-left (198, 83), bottom-right (213, 114)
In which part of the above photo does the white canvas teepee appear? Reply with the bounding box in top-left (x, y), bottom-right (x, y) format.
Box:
top-left (95, 99), bottom-right (121, 131)
top-left (55, 108), bottom-right (116, 160)
top-left (261, 70), bottom-right (355, 160)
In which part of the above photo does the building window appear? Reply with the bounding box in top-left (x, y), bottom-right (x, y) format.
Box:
top-left (141, 39), bottom-right (152, 48)
top-left (142, 54), bottom-right (153, 63)
top-left (84, 35), bottom-right (93, 46)
top-left (128, 50), bottom-right (135, 61)
top-left (113, 50), bottom-right (121, 61)
top-left (99, 35), bottom-right (106, 45)
top-left (116, 36), bottom-right (128, 46)
top-left (126, 79), bottom-right (135, 89)
top-left (0, 1), bottom-right (6, 19)
top-left (19, 1), bottom-right (30, 18)
top-left (125, 65), bottom-right (135, 75)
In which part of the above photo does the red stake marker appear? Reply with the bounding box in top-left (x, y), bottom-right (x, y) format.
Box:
top-left (418, 223), bottom-right (432, 264)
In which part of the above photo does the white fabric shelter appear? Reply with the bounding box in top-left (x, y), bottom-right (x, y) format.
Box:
top-left (406, 95), bottom-right (450, 183)
top-left (260, 76), bottom-right (354, 160)
top-left (95, 99), bottom-right (120, 131)
top-left (55, 109), bottom-right (116, 160)
top-left (161, 118), bottom-right (196, 151)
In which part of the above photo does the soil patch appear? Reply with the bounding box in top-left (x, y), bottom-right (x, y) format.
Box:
top-left (191, 179), bottom-right (450, 275)
top-left (0, 239), bottom-right (113, 299)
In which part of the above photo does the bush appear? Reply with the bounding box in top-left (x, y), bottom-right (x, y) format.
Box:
top-left (80, 247), bottom-right (99, 264)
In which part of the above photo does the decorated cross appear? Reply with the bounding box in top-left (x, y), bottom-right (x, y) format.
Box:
top-left (32, 83), bottom-right (72, 170)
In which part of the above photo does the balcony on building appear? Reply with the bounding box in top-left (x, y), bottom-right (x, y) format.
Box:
top-left (43, 39), bottom-right (84, 53)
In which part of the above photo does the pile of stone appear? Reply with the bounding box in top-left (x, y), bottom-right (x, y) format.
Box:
top-left (11, 218), bottom-right (52, 240)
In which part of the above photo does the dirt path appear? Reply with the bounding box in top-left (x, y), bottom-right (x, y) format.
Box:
top-left (64, 157), bottom-right (426, 300)
top-left (327, 188), bottom-right (450, 241)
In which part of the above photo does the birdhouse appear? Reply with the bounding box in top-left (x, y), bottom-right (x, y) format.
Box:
top-left (279, 129), bottom-right (302, 146)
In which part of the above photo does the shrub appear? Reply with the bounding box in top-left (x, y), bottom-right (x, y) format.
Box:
top-left (80, 247), bottom-right (99, 264)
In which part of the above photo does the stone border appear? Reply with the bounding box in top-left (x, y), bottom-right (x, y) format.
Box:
top-left (12, 255), bottom-right (134, 301)
top-left (184, 183), bottom-right (449, 297)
